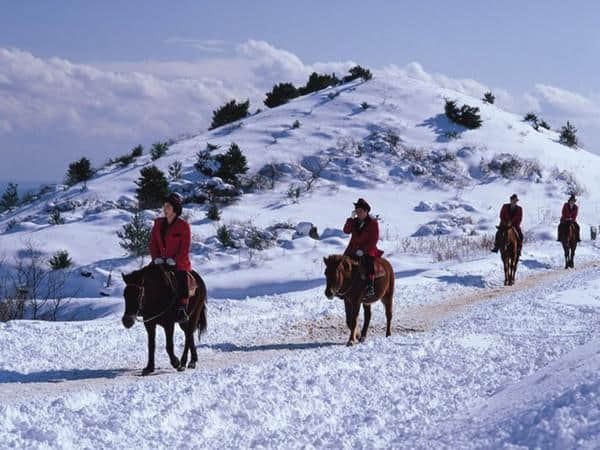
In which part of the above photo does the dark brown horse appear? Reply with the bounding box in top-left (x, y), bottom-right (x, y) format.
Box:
top-left (323, 255), bottom-right (395, 346)
top-left (121, 263), bottom-right (207, 375)
top-left (499, 226), bottom-right (520, 285)
top-left (560, 221), bottom-right (578, 269)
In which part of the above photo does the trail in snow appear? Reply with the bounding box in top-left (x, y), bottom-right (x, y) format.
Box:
top-left (3, 258), bottom-right (597, 406)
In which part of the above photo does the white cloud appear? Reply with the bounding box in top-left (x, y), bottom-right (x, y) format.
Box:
top-left (1, 42), bottom-right (600, 182)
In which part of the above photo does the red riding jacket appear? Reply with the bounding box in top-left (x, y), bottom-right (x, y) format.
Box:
top-left (500, 204), bottom-right (522, 227)
top-left (149, 217), bottom-right (192, 271)
top-left (560, 203), bottom-right (578, 223)
top-left (343, 216), bottom-right (384, 258)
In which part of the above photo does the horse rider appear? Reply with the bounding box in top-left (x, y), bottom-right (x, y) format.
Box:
top-left (149, 192), bottom-right (191, 323)
top-left (343, 198), bottom-right (384, 297)
top-left (491, 193), bottom-right (523, 255)
top-left (557, 194), bottom-right (581, 242)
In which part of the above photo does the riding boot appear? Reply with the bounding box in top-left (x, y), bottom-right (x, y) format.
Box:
top-left (365, 278), bottom-right (375, 297)
top-left (176, 298), bottom-right (189, 323)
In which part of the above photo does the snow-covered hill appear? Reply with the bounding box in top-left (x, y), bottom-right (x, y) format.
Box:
top-left (2, 72), bottom-right (600, 448)
top-left (1, 73), bottom-right (598, 297)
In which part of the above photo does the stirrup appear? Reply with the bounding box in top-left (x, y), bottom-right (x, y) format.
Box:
top-left (176, 306), bottom-right (189, 323)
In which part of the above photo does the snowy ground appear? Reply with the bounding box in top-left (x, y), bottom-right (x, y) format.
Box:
top-left (2, 241), bottom-right (600, 448)
top-left (2, 70), bottom-right (600, 448)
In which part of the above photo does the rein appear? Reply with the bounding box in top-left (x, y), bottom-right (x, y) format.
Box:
top-left (335, 262), bottom-right (358, 298)
top-left (126, 279), bottom-right (177, 324)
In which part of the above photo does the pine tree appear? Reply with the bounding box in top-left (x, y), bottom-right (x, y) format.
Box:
top-left (66, 157), bottom-right (94, 187)
top-left (216, 142), bottom-right (249, 186)
top-left (264, 83), bottom-right (299, 108)
top-left (116, 211), bottom-right (152, 256)
top-left (131, 145), bottom-right (144, 158)
top-left (217, 225), bottom-right (235, 248)
top-left (482, 92), bottom-right (495, 104)
top-left (559, 121), bottom-right (579, 148)
top-left (168, 161), bottom-right (183, 181)
top-left (206, 203), bottom-right (220, 221)
top-left (299, 72), bottom-right (340, 95)
top-left (48, 250), bottom-right (73, 270)
top-left (150, 142), bottom-right (168, 161)
top-left (209, 99), bottom-right (250, 130)
top-left (135, 166), bottom-right (169, 209)
top-left (49, 209), bottom-right (65, 225)
top-left (0, 183), bottom-right (18, 211)
top-left (539, 120), bottom-right (551, 130)
top-left (444, 100), bottom-right (482, 129)
top-left (343, 65), bottom-right (373, 82)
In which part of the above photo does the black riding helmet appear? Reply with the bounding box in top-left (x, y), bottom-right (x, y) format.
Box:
top-left (165, 192), bottom-right (183, 217)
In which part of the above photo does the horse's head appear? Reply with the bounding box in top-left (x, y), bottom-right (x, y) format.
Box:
top-left (121, 264), bottom-right (177, 328)
top-left (121, 269), bottom-right (145, 328)
top-left (323, 255), bottom-right (356, 299)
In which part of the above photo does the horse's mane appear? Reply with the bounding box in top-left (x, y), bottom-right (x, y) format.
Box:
top-left (325, 254), bottom-right (344, 266)
top-left (124, 264), bottom-right (175, 291)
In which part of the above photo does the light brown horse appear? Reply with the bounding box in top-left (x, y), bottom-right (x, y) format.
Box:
top-left (560, 221), bottom-right (578, 269)
top-left (323, 255), bottom-right (395, 346)
top-left (499, 226), bottom-right (520, 285)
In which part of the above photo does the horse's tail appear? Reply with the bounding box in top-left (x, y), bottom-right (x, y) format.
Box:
top-left (191, 271), bottom-right (208, 336)
top-left (383, 257), bottom-right (395, 301)
top-left (198, 303), bottom-right (207, 336)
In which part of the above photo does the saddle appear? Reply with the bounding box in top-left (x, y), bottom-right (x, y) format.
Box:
top-left (163, 267), bottom-right (198, 298)
top-left (186, 272), bottom-right (198, 297)
top-left (357, 258), bottom-right (386, 280)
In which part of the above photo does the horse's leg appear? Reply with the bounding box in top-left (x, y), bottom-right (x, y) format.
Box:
top-left (179, 322), bottom-right (189, 368)
top-left (344, 299), bottom-right (360, 346)
top-left (142, 323), bottom-right (156, 375)
top-left (502, 253), bottom-right (509, 286)
top-left (163, 321), bottom-right (181, 371)
top-left (383, 293), bottom-right (393, 338)
top-left (563, 243), bottom-right (569, 269)
top-left (187, 326), bottom-right (198, 369)
top-left (359, 304), bottom-right (371, 342)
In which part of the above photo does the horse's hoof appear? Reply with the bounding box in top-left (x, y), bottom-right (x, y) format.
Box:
top-left (177, 365), bottom-right (185, 372)
top-left (359, 335), bottom-right (367, 343)
top-left (170, 358), bottom-right (180, 369)
top-left (346, 340), bottom-right (356, 347)
top-left (188, 361), bottom-right (196, 369)
top-left (141, 367), bottom-right (154, 376)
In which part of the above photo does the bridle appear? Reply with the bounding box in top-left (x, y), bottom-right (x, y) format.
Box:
top-left (124, 269), bottom-right (177, 323)
top-left (328, 258), bottom-right (356, 298)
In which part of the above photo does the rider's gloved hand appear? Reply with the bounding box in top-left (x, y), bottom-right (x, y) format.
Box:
top-left (355, 249), bottom-right (364, 257)
top-left (166, 258), bottom-right (176, 266)
top-left (153, 257), bottom-right (164, 265)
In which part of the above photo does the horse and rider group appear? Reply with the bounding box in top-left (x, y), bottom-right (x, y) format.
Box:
top-left (121, 192), bottom-right (582, 374)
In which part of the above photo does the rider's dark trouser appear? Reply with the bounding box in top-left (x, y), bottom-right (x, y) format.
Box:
top-left (363, 254), bottom-right (375, 281)
top-left (174, 270), bottom-right (189, 305)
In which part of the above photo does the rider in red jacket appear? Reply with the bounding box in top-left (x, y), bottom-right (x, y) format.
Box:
top-left (557, 194), bottom-right (580, 242)
top-left (149, 192), bottom-right (191, 323)
top-left (492, 194), bottom-right (523, 255)
top-left (343, 198), bottom-right (383, 297)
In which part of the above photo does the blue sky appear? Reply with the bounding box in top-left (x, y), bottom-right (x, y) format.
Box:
top-left (1, 1), bottom-right (599, 184)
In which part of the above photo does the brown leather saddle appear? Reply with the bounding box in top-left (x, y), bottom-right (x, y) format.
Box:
top-left (186, 272), bottom-right (198, 297)
top-left (357, 258), bottom-right (386, 280)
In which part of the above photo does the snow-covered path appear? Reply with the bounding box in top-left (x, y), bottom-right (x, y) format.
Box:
top-left (2, 252), bottom-right (600, 448)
